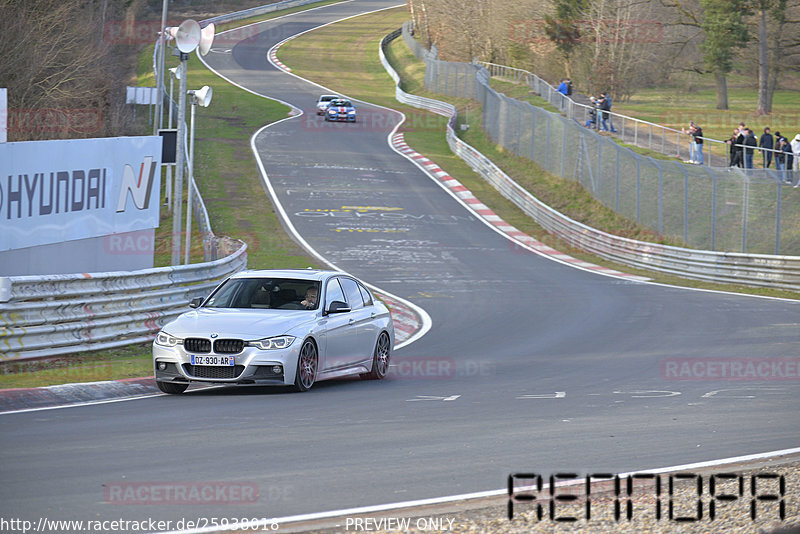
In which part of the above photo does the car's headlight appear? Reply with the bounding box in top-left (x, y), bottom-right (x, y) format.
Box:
top-left (155, 331), bottom-right (181, 347)
top-left (348, 110), bottom-right (356, 114)
top-left (248, 335), bottom-right (296, 350)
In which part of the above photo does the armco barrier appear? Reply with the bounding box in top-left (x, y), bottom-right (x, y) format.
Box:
top-left (0, 241), bottom-right (246, 361)
top-left (381, 27), bottom-right (800, 291)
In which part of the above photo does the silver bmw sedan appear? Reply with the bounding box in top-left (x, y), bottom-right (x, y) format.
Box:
top-left (153, 269), bottom-right (394, 393)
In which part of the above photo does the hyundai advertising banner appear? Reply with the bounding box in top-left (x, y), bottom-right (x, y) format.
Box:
top-left (0, 136), bottom-right (162, 251)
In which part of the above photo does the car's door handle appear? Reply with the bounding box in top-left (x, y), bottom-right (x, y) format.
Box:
top-left (348, 319), bottom-right (355, 325)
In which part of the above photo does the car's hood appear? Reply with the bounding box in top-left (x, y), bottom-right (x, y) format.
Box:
top-left (163, 308), bottom-right (317, 340)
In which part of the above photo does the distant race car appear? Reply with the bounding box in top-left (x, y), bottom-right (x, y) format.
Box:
top-left (316, 94), bottom-right (340, 115)
top-left (325, 98), bottom-right (357, 122)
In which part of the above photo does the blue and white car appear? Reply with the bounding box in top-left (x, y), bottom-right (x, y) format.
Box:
top-left (153, 269), bottom-right (393, 393)
top-left (325, 98), bottom-right (357, 122)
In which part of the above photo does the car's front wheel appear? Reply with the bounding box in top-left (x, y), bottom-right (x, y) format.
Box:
top-left (157, 381), bottom-right (188, 394)
top-left (363, 331), bottom-right (391, 380)
top-left (294, 339), bottom-right (318, 392)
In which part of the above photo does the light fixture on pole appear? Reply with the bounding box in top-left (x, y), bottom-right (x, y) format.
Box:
top-left (170, 19), bottom-right (201, 266)
top-left (184, 85), bottom-right (212, 265)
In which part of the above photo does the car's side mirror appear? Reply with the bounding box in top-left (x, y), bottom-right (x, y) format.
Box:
top-left (189, 297), bottom-right (204, 308)
top-left (325, 300), bottom-right (351, 315)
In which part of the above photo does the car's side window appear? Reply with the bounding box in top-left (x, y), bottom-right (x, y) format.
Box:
top-left (358, 283), bottom-right (373, 306)
top-left (339, 278), bottom-right (364, 310)
top-left (325, 278), bottom-right (346, 310)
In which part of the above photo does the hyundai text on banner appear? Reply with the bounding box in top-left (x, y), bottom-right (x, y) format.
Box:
top-left (0, 136), bottom-right (162, 251)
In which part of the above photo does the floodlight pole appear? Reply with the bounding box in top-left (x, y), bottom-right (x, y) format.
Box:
top-left (165, 72), bottom-right (175, 209)
top-left (184, 94), bottom-right (197, 265)
top-left (155, 0), bottom-right (169, 133)
top-left (171, 54), bottom-right (188, 265)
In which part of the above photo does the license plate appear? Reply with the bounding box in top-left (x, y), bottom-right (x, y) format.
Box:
top-left (191, 355), bottom-right (234, 366)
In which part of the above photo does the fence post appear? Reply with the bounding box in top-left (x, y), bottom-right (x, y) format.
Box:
top-left (657, 162), bottom-right (664, 234)
top-left (679, 164), bottom-right (688, 245)
top-left (711, 172), bottom-right (718, 251)
top-left (616, 148), bottom-right (621, 212)
top-left (775, 182), bottom-right (782, 255)
top-left (742, 177), bottom-right (749, 253)
top-left (636, 158), bottom-right (641, 223)
top-left (560, 117), bottom-right (568, 177)
top-left (545, 114), bottom-right (552, 171)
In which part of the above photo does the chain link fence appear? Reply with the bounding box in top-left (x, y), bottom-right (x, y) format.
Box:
top-left (407, 26), bottom-right (799, 256)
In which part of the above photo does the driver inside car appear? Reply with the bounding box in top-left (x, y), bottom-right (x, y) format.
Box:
top-left (301, 287), bottom-right (318, 309)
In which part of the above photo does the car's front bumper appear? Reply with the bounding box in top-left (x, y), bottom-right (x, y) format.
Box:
top-left (153, 342), bottom-right (302, 386)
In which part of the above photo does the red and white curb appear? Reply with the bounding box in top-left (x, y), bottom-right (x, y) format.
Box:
top-left (391, 132), bottom-right (650, 282)
top-left (375, 292), bottom-right (422, 345)
top-left (269, 47), bottom-right (292, 72)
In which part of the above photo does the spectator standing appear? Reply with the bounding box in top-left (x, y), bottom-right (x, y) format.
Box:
top-left (782, 137), bottom-right (795, 184)
top-left (775, 137), bottom-right (787, 172)
top-left (744, 129), bottom-right (758, 169)
top-left (732, 127), bottom-right (746, 167)
top-left (566, 78), bottom-right (573, 96)
top-left (792, 134), bottom-right (800, 174)
top-left (726, 129), bottom-right (739, 166)
top-left (598, 92), bottom-right (616, 132)
top-left (682, 122), bottom-right (702, 164)
top-left (557, 79), bottom-right (568, 95)
top-left (758, 127), bottom-right (774, 168)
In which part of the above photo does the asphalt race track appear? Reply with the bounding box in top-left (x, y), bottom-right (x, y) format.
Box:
top-left (1, 0), bottom-right (799, 528)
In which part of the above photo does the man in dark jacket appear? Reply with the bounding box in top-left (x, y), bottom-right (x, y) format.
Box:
top-left (731, 128), bottom-right (745, 167)
top-left (758, 127), bottom-right (774, 168)
top-left (744, 129), bottom-right (758, 169)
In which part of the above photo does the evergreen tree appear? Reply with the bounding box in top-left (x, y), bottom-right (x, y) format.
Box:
top-left (699, 0), bottom-right (750, 109)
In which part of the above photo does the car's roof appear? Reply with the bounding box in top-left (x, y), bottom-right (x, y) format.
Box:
top-left (230, 269), bottom-right (346, 282)
top-left (318, 94), bottom-right (340, 99)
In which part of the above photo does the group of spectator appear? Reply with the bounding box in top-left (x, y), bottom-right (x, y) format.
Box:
top-left (585, 93), bottom-right (616, 133)
top-left (562, 79), bottom-right (799, 185)
top-left (726, 122), bottom-right (798, 184)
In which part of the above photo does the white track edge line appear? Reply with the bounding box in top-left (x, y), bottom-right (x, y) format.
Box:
top-left (157, 446), bottom-right (800, 533)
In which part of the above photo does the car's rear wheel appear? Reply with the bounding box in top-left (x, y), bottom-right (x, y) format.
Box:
top-left (294, 339), bottom-right (318, 392)
top-left (157, 381), bottom-right (188, 394)
top-left (363, 331), bottom-right (391, 380)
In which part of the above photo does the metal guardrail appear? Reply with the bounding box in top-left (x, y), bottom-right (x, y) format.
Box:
top-left (203, 0), bottom-right (327, 26)
top-left (0, 242), bottom-right (247, 360)
top-left (381, 28), bottom-right (800, 292)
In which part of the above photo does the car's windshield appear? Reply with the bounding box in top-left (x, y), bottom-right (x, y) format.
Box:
top-left (331, 100), bottom-right (351, 107)
top-left (204, 278), bottom-right (321, 310)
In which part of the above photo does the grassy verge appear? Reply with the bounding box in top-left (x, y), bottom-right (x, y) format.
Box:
top-left (0, 2), bottom-right (334, 389)
top-left (278, 7), bottom-right (800, 301)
